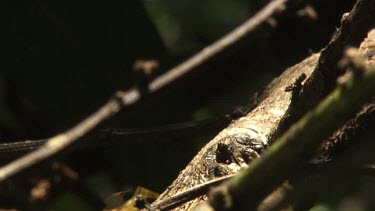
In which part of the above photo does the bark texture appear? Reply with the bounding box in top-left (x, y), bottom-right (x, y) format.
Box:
top-left (152, 29), bottom-right (375, 210)
top-left (153, 54), bottom-right (318, 209)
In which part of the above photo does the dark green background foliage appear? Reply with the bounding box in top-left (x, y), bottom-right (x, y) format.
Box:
top-left (0, 0), bottom-right (364, 210)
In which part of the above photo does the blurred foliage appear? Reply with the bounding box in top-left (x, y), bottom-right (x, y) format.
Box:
top-left (48, 192), bottom-right (96, 211)
top-left (310, 176), bottom-right (375, 211)
top-left (143, 0), bottom-right (252, 53)
top-left (0, 0), bottom-right (165, 138)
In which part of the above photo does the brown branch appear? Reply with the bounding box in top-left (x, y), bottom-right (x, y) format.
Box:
top-left (152, 0), bottom-right (323, 209)
top-left (300, 0), bottom-right (375, 108)
top-left (0, 0), bottom-right (289, 183)
top-left (0, 117), bottom-right (229, 161)
top-left (0, 90), bottom-right (137, 182)
top-left (148, 0), bottom-right (288, 92)
top-left (150, 0), bottom-right (375, 210)
top-left (257, 102), bottom-right (375, 211)
top-left (274, 0), bottom-right (375, 139)
top-left (151, 175), bottom-right (234, 211)
top-left (207, 48), bottom-right (375, 210)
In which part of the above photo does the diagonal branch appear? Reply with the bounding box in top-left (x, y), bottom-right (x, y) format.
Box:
top-left (0, 90), bottom-right (135, 182)
top-left (148, 0), bottom-right (287, 91)
top-left (151, 0), bottom-right (375, 210)
top-left (207, 49), bottom-right (375, 211)
top-left (0, 0), bottom-right (289, 183)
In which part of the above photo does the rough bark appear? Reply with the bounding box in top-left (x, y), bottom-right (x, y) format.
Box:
top-left (154, 53), bottom-right (318, 209)
top-left (151, 29), bottom-right (375, 210)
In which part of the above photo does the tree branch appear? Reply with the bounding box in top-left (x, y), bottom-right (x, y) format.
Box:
top-left (150, 0), bottom-right (375, 210)
top-left (256, 102), bottom-right (375, 211)
top-left (0, 91), bottom-right (131, 182)
top-left (0, 117), bottom-right (229, 161)
top-left (148, 0), bottom-right (287, 92)
top-left (0, 0), bottom-right (289, 183)
top-left (207, 48), bottom-right (375, 210)
top-left (274, 0), bottom-right (375, 139)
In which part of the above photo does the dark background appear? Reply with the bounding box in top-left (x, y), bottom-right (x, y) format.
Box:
top-left (0, 0), bottom-right (360, 210)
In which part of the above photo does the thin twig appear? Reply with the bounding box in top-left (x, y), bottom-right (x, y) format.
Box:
top-left (0, 0), bottom-right (288, 182)
top-left (0, 90), bottom-right (138, 182)
top-left (150, 175), bottom-right (234, 211)
top-left (148, 0), bottom-right (287, 92)
top-left (0, 117), bottom-right (229, 158)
